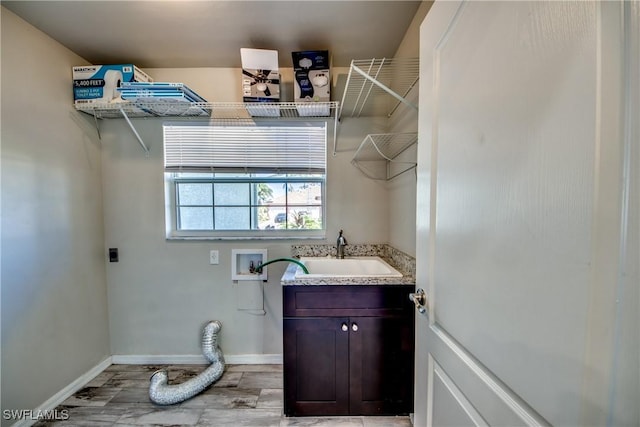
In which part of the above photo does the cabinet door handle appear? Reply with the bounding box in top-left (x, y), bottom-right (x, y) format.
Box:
top-left (351, 323), bottom-right (358, 332)
top-left (341, 323), bottom-right (348, 332)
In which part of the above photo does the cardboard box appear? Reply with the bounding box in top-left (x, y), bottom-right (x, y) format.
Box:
top-left (240, 48), bottom-right (280, 103)
top-left (292, 50), bottom-right (330, 103)
top-left (72, 64), bottom-right (153, 104)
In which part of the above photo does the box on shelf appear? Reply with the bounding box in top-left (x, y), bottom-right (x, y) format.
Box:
top-left (72, 64), bottom-right (153, 105)
top-left (292, 50), bottom-right (330, 103)
top-left (240, 48), bottom-right (280, 103)
top-left (116, 81), bottom-right (210, 117)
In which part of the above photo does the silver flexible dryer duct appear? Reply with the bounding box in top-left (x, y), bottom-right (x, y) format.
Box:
top-left (149, 320), bottom-right (225, 405)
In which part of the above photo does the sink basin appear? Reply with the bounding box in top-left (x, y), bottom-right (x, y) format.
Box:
top-left (294, 256), bottom-right (403, 278)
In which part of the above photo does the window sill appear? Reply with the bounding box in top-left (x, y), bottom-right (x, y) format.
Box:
top-left (165, 234), bottom-right (327, 242)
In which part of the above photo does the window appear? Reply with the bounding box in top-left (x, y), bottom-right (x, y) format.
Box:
top-left (164, 122), bottom-right (326, 239)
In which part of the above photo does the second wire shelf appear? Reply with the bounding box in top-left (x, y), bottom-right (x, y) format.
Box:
top-left (351, 133), bottom-right (418, 181)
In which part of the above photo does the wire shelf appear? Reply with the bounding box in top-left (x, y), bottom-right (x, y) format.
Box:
top-left (75, 101), bottom-right (340, 156)
top-left (351, 133), bottom-right (418, 181)
top-left (75, 101), bottom-right (340, 119)
top-left (339, 58), bottom-right (419, 119)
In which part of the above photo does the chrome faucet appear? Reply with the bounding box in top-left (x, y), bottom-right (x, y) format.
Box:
top-left (336, 230), bottom-right (348, 259)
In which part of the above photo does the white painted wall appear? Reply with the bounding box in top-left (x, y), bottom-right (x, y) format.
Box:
top-left (386, 1), bottom-right (431, 258)
top-left (0, 3), bottom-right (423, 417)
top-left (101, 67), bottom-right (396, 357)
top-left (102, 6), bottom-right (424, 358)
top-left (0, 7), bottom-right (110, 423)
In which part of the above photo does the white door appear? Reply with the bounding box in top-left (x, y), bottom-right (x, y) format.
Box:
top-left (414, 1), bottom-right (639, 426)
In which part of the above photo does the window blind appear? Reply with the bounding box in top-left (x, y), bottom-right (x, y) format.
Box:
top-left (164, 123), bottom-right (326, 173)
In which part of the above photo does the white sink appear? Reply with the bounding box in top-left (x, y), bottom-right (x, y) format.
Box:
top-left (294, 256), bottom-right (403, 278)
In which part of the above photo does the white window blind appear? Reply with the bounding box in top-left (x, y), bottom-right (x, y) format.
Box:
top-left (164, 123), bottom-right (326, 173)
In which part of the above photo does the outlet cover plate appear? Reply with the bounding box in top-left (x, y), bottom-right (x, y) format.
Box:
top-left (209, 250), bottom-right (219, 265)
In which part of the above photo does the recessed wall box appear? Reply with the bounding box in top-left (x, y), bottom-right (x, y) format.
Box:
top-left (232, 249), bottom-right (268, 281)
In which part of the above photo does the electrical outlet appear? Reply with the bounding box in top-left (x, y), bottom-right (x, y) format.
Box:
top-left (209, 250), bottom-right (219, 265)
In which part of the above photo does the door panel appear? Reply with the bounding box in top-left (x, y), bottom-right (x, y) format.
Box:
top-left (415, 1), bottom-right (638, 426)
top-left (427, 326), bottom-right (543, 426)
top-left (431, 358), bottom-right (487, 427)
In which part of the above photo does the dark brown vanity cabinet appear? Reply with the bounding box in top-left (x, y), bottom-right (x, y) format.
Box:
top-left (283, 285), bottom-right (415, 416)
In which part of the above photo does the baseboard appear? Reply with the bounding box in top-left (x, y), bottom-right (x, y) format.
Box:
top-left (225, 353), bottom-right (283, 364)
top-left (111, 354), bottom-right (209, 365)
top-left (111, 353), bottom-right (283, 365)
top-left (11, 356), bottom-right (113, 427)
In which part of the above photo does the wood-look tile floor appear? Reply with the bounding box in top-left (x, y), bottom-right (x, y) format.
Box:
top-left (35, 364), bottom-right (412, 426)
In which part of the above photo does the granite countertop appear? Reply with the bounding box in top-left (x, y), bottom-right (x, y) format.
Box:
top-left (280, 243), bottom-right (416, 286)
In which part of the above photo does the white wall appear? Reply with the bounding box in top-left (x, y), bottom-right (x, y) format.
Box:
top-left (386, 1), bottom-right (432, 257)
top-left (0, 6), bottom-right (424, 416)
top-left (0, 7), bottom-right (110, 423)
top-left (102, 5), bottom-right (426, 358)
top-left (101, 68), bottom-right (394, 357)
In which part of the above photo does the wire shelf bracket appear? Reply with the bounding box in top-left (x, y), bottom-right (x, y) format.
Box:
top-left (351, 133), bottom-right (418, 181)
top-left (338, 58), bottom-right (419, 120)
top-left (119, 106), bottom-right (150, 156)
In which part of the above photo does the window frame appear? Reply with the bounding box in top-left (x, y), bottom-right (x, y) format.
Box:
top-left (163, 121), bottom-right (328, 240)
top-left (165, 173), bottom-right (326, 240)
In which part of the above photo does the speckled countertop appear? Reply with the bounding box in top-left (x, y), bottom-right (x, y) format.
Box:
top-left (281, 244), bottom-right (416, 286)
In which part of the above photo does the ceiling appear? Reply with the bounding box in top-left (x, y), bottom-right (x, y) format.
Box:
top-left (2, 1), bottom-right (422, 69)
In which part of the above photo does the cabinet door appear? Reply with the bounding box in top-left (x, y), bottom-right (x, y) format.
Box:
top-left (349, 316), bottom-right (415, 415)
top-left (283, 317), bottom-right (350, 416)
